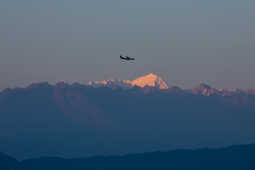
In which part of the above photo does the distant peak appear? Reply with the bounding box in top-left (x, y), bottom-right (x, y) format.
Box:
top-left (145, 73), bottom-right (158, 77)
top-left (192, 83), bottom-right (219, 96)
top-left (88, 73), bottom-right (169, 90)
top-left (131, 73), bottom-right (169, 90)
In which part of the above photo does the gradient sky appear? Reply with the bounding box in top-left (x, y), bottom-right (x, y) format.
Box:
top-left (1, 0), bottom-right (255, 90)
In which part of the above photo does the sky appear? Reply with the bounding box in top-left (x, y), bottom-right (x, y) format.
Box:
top-left (0, 0), bottom-right (255, 90)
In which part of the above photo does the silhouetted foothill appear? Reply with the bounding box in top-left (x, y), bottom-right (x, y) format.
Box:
top-left (1, 144), bottom-right (255, 170)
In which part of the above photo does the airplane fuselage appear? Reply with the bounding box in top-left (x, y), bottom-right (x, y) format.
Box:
top-left (120, 55), bottom-right (135, 61)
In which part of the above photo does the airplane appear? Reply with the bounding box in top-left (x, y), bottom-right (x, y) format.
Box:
top-left (120, 55), bottom-right (135, 61)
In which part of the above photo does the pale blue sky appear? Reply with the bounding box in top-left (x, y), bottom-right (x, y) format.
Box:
top-left (1, 0), bottom-right (255, 90)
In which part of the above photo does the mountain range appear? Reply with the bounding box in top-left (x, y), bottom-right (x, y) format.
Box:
top-left (88, 73), bottom-right (255, 98)
top-left (1, 73), bottom-right (255, 159)
top-left (88, 73), bottom-right (168, 90)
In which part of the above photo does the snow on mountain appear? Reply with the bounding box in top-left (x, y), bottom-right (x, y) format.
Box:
top-left (88, 74), bottom-right (255, 97)
top-left (88, 73), bottom-right (169, 90)
top-left (131, 73), bottom-right (169, 90)
top-left (88, 78), bottom-right (133, 89)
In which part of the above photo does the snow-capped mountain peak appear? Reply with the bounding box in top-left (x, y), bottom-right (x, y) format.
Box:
top-left (131, 73), bottom-right (168, 89)
top-left (88, 73), bottom-right (169, 90)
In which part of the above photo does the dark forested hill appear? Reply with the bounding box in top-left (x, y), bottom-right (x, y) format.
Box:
top-left (0, 152), bottom-right (19, 170)
top-left (1, 144), bottom-right (255, 170)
